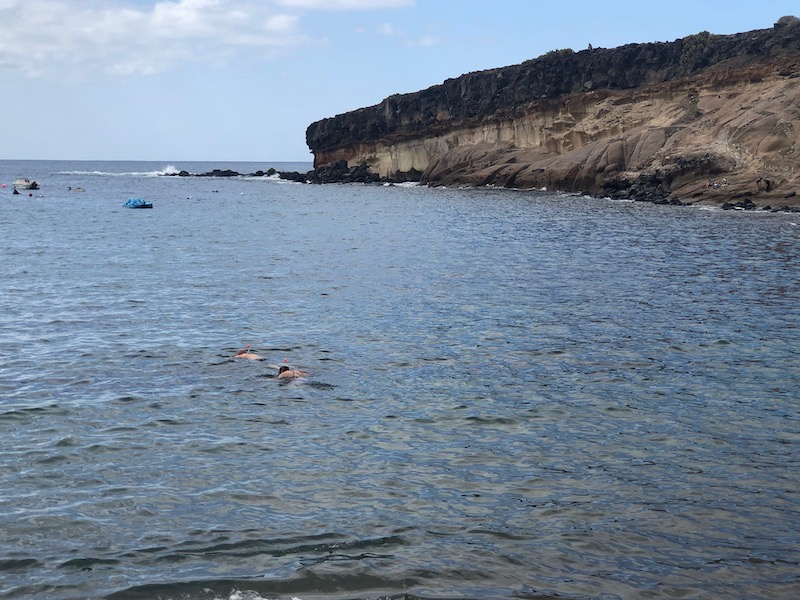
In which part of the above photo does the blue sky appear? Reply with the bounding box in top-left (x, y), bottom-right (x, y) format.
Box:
top-left (1, 0), bottom-right (797, 162)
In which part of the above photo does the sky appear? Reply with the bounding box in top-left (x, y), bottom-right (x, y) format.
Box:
top-left (1, 0), bottom-right (797, 162)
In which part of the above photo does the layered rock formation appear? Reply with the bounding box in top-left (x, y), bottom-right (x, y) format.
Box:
top-left (306, 18), bottom-right (800, 208)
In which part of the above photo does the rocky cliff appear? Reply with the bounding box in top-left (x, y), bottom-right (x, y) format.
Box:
top-left (305, 17), bottom-right (800, 208)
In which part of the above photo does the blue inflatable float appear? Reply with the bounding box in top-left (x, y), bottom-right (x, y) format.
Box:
top-left (124, 198), bottom-right (153, 209)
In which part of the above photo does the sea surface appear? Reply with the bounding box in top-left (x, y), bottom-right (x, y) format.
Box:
top-left (1, 160), bottom-right (798, 600)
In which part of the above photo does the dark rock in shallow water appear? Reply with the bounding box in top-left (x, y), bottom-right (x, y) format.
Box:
top-left (162, 163), bottom-right (394, 185)
top-left (279, 170), bottom-right (310, 183)
top-left (722, 198), bottom-right (760, 210)
top-left (309, 161), bottom-right (381, 184)
top-left (168, 169), bottom-right (239, 177)
top-left (164, 168), bottom-right (277, 178)
top-left (277, 161), bottom-right (384, 185)
top-left (199, 169), bottom-right (240, 177)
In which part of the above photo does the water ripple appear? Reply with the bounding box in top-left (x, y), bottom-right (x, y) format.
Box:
top-left (0, 170), bottom-right (798, 599)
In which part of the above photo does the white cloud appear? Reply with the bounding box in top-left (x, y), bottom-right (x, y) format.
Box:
top-left (405, 34), bottom-right (439, 47)
top-left (0, 0), bottom-right (312, 78)
top-left (377, 22), bottom-right (397, 36)
top-left (276, 0), bottom-right (412, 9)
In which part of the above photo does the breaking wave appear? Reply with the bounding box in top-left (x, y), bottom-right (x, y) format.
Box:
top-left (57, 164), bottom-right (180, 177)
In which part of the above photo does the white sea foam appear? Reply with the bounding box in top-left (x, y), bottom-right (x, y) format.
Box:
top-left (383, 181), bottom-right (421, 188)
top-left (245, 173), bottom-right (306, 184)
top-left (224, 590), bottom-right (278, 600)
top-left (57, 164), bottom-right (181, 177)
top-left (221, 590), bottom-right (298, 600)
top-left (157, 164), bottom-right (181, 176)
top-left (243, 172), bottom-right (280, 181)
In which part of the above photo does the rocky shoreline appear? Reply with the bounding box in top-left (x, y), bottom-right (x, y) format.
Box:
top-left (167, 19), bottom-right (800, 213)
top-left (303, 17), bottom-right (800, 211)
top-left (163, 161), bottom-right (800, 212)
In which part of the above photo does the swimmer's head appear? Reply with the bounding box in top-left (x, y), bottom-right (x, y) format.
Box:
top-left (278, 366), bottom-right (290, 374)
top-left (236, 349), bottom-right (246, 356)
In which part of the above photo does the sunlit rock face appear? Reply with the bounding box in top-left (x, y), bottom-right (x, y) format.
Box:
top-left (306, 18), bottom-right (800, 207)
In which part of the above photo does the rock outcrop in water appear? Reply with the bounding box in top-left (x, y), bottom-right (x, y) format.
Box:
top-left (305, 17), bottom-right (800, 208)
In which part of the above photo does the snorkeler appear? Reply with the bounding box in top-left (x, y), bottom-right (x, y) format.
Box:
top-left (235, 348), bottom-right (263, 360)
top-left (277, 365), bottom-right (308, 379)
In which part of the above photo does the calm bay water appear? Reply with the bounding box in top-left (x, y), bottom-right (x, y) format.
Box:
top-left (1, 160), bottom-right (798, 600)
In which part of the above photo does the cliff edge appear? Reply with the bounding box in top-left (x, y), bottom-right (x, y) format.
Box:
top-left (305, 17), bottom-right (800, 208)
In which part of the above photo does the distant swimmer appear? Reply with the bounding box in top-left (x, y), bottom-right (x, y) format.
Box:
top-left (235, 348), bottom-right (263, 360)
top-left (277, 365), bottom-right (308, 379)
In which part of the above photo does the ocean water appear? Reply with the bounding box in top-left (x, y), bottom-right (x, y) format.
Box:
top-left (1, 160), bottom-right (798, 600)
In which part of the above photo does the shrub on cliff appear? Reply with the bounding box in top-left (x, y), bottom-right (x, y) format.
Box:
top-left (679, 31), bottom-right (717, 73)
top-left (775, 15), bottom-right (799, 27)
top-left (543, 48), bottom-right (575, 58)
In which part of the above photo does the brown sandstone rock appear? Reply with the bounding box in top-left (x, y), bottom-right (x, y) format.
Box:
top-left (306, 19), bottom-right (800, 208)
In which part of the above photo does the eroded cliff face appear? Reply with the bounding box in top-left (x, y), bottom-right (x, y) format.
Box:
top-left (306, 19), bottom-right (800, 207)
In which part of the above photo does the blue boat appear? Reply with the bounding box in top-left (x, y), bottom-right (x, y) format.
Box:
top-left (124, 198), bottom-right (152, 209)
